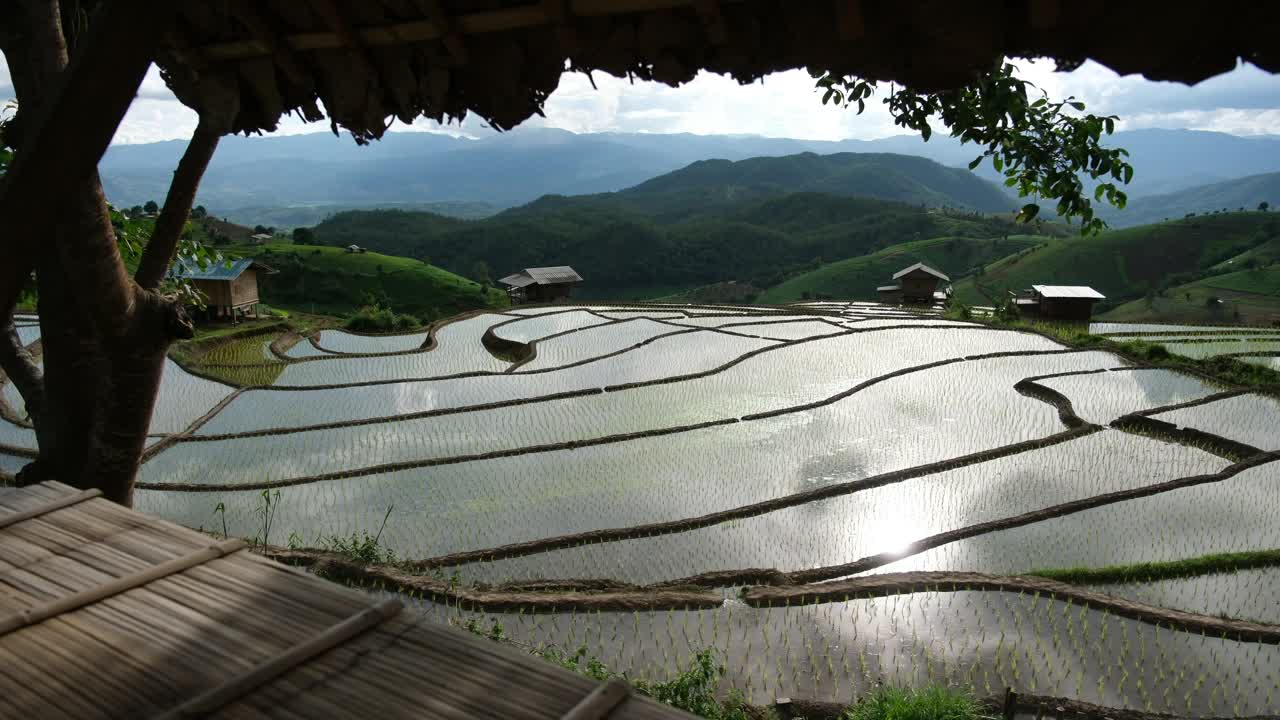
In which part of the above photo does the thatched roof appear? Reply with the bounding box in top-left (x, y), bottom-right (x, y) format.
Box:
top-left (155, 1), bottom-right (1278, 142)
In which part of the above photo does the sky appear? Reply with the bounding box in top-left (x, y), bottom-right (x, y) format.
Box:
top-left (2, 56), bottom-right (1279, 145)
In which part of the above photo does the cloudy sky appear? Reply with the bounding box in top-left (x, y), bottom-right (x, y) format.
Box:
top-left (3, 56), bottom-right (1278, 145)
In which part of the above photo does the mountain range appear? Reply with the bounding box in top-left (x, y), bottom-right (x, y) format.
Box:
top-left (99, 127), bottom-right (1280, 228)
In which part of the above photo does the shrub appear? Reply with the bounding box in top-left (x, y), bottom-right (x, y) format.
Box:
top-left (345, 305), bottom-right (419, 332)
top-left (844, 686), bottom-right (983, 720)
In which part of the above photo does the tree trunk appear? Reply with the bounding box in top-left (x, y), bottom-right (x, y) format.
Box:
top-left (0, 318), bottom-right (43, 426)
top-left (29, 246), bottom-right (106, 487)
top-left (1, 0), bottom-right (194, 504)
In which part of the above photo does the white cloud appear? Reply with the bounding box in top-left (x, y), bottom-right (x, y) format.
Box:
top-left (2, 56), bottom-right (1277, 145)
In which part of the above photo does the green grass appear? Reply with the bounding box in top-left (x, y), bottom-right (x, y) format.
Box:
top-left (233, 243), bottom-right (509, 319)
top-left (957, 313), bottom-right (1280, 389)
top-left (1194, 265), bottom-right (1280, 295)
top-left (1098, 265), bottom-right (1280, 326)
top-left (758, 234), bottom-right (1049, 304)
top-left (843, 686), bottom-right (985, 720)
top-left (951, 212), bottom-right (1280, 309)
top-left (1028, 549), bottom-right (1280, 585)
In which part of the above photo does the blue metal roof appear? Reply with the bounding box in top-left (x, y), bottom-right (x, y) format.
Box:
top-left (170, 257), bottom-right (262, 281)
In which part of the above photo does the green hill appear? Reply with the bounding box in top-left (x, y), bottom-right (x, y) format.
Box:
top-left (236, 243), bottom-right (508, 318)
top-left (615, 152), bottom-right (1015, 219)
top-left (1101, 266), bottom-right (1280, 326)
top-left (315, 196), bottom-right (1025, 300)
top-left (951, 212), bottom-right (1280, 311)
top-left (311, 151), bottom-right (1029, 301)
top-left (758, 235), bottom-right (1050, 303)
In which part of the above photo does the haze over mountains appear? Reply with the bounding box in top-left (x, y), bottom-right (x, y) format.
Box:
top-left (99, 127), bottom-right (1280, 229)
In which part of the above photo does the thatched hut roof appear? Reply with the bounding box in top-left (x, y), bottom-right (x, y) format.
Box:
top-left (155, 1), bottom-right (1278, 142)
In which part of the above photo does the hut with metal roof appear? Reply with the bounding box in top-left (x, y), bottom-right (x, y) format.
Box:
top-left (499, 266), bottom-right (584, 303)
top-left (171, 258), bottom-right (275, 321)
top-left (878, 263), bottom-right (950, 305)
top-left (1014, 285), bottom-right (1106, 321)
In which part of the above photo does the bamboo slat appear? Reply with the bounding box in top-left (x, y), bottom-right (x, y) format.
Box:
top-left (0, 538), bottom-right (245, 636)
top-left (562, 678), bottom-right (633, 720)
top-left (0, 489), bottom-right (101, 529)
top-left (158, 598), bottom-right (403, 719)
top-left (0, 482), bottom-right (692, 719)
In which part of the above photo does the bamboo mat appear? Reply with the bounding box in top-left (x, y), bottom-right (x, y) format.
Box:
top-left (0, 482), bottom-right (689, 719)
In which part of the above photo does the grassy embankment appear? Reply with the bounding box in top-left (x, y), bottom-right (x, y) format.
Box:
top-left (1030, 549), bottom-right (1280, 585)
top-left (230, 242), bottom-right (509, 319)
top-left (965, 316), bottom-right (1280, 390)
top-left (951, 212), bottom-right (1280, 325)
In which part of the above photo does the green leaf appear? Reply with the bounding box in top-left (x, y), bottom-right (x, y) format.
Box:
top-left (920, 122), bottom-right (931, 142)
top-left (968, 156), bottom-right (982, 170)
top-left (1014, 203), bottom-right (1040, 223)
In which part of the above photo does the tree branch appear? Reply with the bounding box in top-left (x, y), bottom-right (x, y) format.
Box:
top-left (0, 0), bottom-right (175, 335)
top-left (135, 117), bottom-right (221, 290)
top-left (0, 316), bottom-right (44, 426)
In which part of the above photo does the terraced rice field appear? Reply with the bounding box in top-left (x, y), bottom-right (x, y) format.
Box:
top-left (4, 302), bottom-right (1279, 716)
top-left (1091, 322), bottom-right (1280, 366)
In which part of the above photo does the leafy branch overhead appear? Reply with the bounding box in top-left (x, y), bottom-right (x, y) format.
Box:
top-left (812, 62), bottom-right (1133, 235)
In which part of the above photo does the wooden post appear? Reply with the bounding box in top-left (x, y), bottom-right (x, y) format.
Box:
top-left (1002, 687), bottom-right (1017, 720)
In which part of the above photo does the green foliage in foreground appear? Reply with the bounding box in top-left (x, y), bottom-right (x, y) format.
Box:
top-left (815, 62), bottom-right (1132, 235)
top-left (464, 623), bottom-right (754, 720)
top-left (1029, 548), bottom-right (1280, 586)
top-left (315, 506), bottom-right (398, 564)
top-left (464, 618), bottom-right (985, 720)
top-left (843, 686), bottom-right (986, 720)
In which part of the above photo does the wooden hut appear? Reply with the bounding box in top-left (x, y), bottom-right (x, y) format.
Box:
top-left (499, 266), bottom-right (584, 303)
top-left (171, 257), bottom-right (274, 321)
top-left (248, 232), bottom-right (273, 245)
top-left (1014, 285), bottom-right (1105, 321)
top-left (878, 263), bottom-right (950, 304)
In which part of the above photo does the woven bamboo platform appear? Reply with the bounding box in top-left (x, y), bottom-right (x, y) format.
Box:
top-left (0, 481), bottom-right (691, 719)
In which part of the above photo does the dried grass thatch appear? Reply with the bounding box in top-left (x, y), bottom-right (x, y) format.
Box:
top-left (156, 1), bottom-right (1278, 141)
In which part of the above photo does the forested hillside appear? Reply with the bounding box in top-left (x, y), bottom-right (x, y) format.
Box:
top-left (758, 234), bottom-right (1053, 303)
top-left (311, 152), bottom-right (1024, 298)
top-left (952, 212), bottom-right (1280, 318)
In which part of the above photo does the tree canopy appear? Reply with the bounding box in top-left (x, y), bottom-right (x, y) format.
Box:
top-left (813, 62), bottom-right (1133, 235)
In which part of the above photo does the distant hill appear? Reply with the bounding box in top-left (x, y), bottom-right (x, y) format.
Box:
top-left (951, 212), bottom-right (1280, 314)
top-left (621, 153), bottom-right (1014, 214)
top-left (1100, 172), bottom-right (1280, 227)
top-left (757, 234), bottom-right (1052, 304)
top-left (235, 243), bottom-right (508, 318)
top-left (220, 201), bottom-right (498, 230)
top-left (99, 127), bottom-right (1280, 219)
